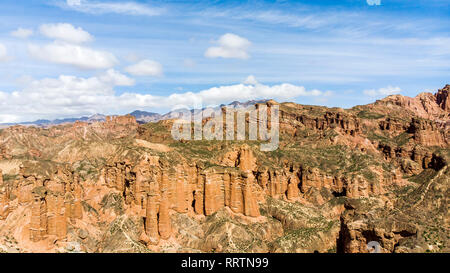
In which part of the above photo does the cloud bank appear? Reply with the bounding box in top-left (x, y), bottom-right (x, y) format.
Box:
top-left (0, 74), bottom-right (322, 123)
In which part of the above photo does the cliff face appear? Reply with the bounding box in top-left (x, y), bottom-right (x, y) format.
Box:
top-left (436, 85), bottom-right (450, 112)
top-left (0, 169), bottom-right (10, 220)
top-left (337, 165), bottom-right (449, 253)
top-left (12, 165), bottom-right (84, 243)
top-left (408, 118), bottom-right (447, 147)
top-left (101, 151), bottom-right (262, 230)
top-left (0, 86), bottom-right (448, 253)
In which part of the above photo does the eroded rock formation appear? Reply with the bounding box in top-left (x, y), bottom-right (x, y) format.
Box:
top-left (436, 85), bottom-right (450, 112)
top-left (13, 166), bottom-right (85, 242)
top-left (0, 169), bottom-right (10, 220)
top-left (0, 86), bottom-right (448, 253)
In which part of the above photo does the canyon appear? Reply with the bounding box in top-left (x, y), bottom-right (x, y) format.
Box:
top-left (0, 85), bottom-right (448, 253)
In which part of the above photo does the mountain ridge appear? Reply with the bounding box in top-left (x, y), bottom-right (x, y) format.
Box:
top-left (0, 85), bottom-right (448, 253)
top-left (2, 85), bottom-right (448, 128)
top-left (0, 99), bottom-right (270, 128)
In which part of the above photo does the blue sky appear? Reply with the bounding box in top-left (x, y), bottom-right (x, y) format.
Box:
top-left (0, 0), bottom-right (449, 122)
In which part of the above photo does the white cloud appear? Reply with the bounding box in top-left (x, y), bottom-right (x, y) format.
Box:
top-left (0, 44), bottom-right (9, 62)
top-left (11, 28), bottom-right (33, 39)
top-left (0, 114), bottom-right (21, 124)
top-left (39, 23), bottom-right (93, 44)
top-left (367, 0), bottom-right (381, 6)
top-left (363, 86), bottom-right (401, 97)
top-left (63, 0), bottom-right (163, 16)
top-left (67, 0), bottom-right (81, 5)
top-left (0, 70), bottom-right (134, 122)
top-left (28, 41), bottom-right (118, 69)
top-left (0, 74), bottom-right (322, 123)
top-left (243, 75), bottom-right (258, 85)
top-left (167, 81), bottom-right (321, 107)
top-left (125, 59), bottom-right (163, 76)
top-left (205, 33), bottom-right (251, 59)
top-left (99, 69), bottom-right (135, 86)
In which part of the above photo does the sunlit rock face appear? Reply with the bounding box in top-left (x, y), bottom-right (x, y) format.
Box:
top-left (0, 89), bottom-right (448, 253)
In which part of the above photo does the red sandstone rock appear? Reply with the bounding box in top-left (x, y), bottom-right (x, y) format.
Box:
top-left (436, 85), bottom-right (450, 112)
top-left (230, 172), bottom-right (244, 214)
top-left (30, 186), bottom-right (48, 242)
top-left (238, 146), bottom-right (257, 172)
top-left (204, 174), bottom-right (217, 216)
top-left (0, 89), bottom-right (447, 253)
top-left (0, 178), bottom-right (10, 220)
top-left (243, 172), bottom-right (260, 217)
top-left (286, 174), bottom-right (300, 201)
top-left (158, 193), bottom-right (171, 240)
top-left (145, 191), bottom-right (160, 244)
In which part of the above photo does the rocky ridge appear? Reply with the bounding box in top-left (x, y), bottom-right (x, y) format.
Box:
top-left (0, 86), bottom-right (448, 253)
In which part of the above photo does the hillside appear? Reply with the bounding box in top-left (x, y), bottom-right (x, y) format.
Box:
top-left (0, 85), bottom-right (448, 253)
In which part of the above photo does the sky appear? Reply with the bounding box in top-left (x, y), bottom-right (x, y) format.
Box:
top-left (0, 0), bottom-right (449, 123)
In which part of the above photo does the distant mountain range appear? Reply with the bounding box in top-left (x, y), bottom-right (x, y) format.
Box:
top-left (0, 100), bottom-right (268, 128)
